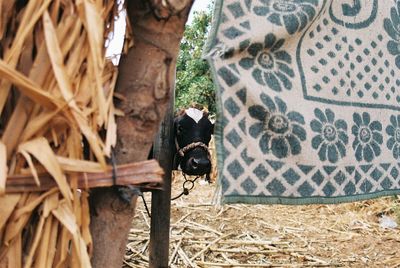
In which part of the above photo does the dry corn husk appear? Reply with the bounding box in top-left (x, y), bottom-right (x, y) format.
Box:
top-left (0, 0), bottom-right (125, 266)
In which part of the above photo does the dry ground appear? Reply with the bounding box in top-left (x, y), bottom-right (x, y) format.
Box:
top-left (124, 173), bottom-right (400, 268)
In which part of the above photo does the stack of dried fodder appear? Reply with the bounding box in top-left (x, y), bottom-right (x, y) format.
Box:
top-left (0, 0), bottom-right (141, 267)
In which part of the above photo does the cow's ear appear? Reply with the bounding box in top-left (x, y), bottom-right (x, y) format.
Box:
top-left (175, 109), bottom-right (186, 117)
top-left (203, 107), bottom-right (209, 117)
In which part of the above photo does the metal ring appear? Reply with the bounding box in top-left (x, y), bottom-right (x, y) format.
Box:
top-left (183, 180), bottom-right (195, 191)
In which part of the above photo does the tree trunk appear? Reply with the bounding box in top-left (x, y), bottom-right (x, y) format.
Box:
top-left (89, 1), bottom-right (193, 267)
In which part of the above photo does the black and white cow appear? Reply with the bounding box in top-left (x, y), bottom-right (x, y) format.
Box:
top-left (173, 107), bottom-right (214, 178)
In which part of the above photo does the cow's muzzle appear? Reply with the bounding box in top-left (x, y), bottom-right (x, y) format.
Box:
top-left (175, 139), bottom-right (212, 176)
top-left (185, 156), bottom-right (211, 176)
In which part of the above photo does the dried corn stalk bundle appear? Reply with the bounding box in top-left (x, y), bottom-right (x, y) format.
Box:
top-left (0, 0), bottom-right (123, 266)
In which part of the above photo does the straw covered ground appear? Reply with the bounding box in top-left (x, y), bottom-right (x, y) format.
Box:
top-left (125, 174), bottom-right (400, 268)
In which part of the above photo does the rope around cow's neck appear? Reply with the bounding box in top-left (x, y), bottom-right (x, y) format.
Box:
top-left (175, 138), bottom-right (211, 159)
top-left (172, 138), bottom-right (211, 200)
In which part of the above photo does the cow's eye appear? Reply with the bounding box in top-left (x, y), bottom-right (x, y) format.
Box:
top-left (177, 125), bottom-right (184, 134)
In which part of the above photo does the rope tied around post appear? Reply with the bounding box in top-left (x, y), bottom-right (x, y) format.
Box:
top-left (110, 149), bottom-right (152, 217)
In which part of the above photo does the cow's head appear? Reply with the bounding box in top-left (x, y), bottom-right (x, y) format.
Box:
top-left (174, 108), bottom-right (214, 177)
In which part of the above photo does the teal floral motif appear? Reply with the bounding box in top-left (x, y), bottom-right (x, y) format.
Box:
top-left (352, 112), bottom-right (383, 162)
top-left (253, 0), bottom-right (318, 34)
top-left (310, 108), bottom-right (348, 163)
top-left (384, 1), bottom-right (400, 69)
top-left (248, 93), bottom-right (306, 158)
top-left (386, 115), bottom-right (400, 159)
top-left (239, 33), bottom-right (294, 92)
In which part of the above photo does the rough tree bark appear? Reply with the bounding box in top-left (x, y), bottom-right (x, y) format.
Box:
top-left (89, 1), bottom-right (193, 267)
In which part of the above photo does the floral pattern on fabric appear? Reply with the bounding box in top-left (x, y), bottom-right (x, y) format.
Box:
top-left (310, 108), bottom-right (348, 163)
top-left (249, 93), bottom-right (306, 158)
top-left (239, 33), bottom-right (294, 91)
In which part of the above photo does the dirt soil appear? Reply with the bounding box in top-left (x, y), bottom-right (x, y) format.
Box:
top-left (124, 172), bottom-right (400, 268)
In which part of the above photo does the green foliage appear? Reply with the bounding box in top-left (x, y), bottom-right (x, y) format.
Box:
top-left (175, 6), bottom-right (216, 114)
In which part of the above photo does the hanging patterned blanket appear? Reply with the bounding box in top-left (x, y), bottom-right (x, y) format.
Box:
top-left (204, 0), bottom-right (400, 204)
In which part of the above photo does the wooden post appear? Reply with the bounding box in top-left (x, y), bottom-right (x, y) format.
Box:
top-left (149, 91), bottom-right (175, 268)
